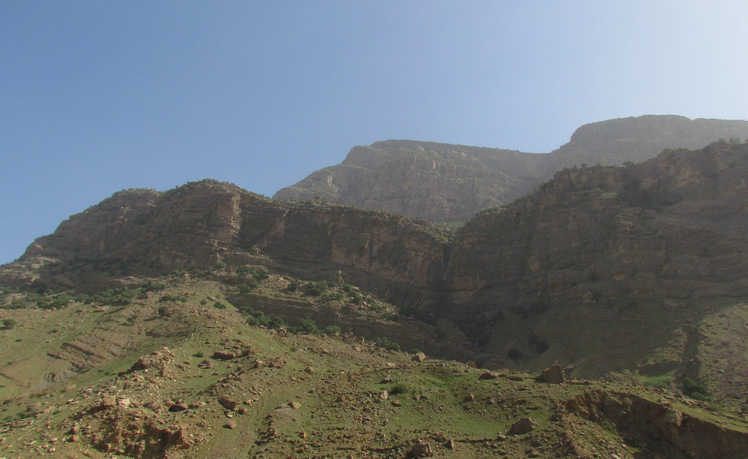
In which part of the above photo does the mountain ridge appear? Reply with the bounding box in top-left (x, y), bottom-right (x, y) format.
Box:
top-left (274, 115), bottom-right (748, 223)
top-left (4, 141), bottom-right (747, 401)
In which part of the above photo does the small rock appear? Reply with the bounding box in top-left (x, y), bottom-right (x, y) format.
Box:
top-left (304, 366), bottom-right (314, 374)
top-left (445, 438), bottom-right (456, 450)
top-left (225, 420), bottom-right (238, 429)
top-left (289, 401), bottom-right (302, 410)
top-left (479, 371), bottom-right (498, 380)
top-left (101, 395), bottom-right (117, 408)
top-left (413, 352), bottom-right (428, 362)
top-left (380, 391), bottom-right (389, 400)
top-left (117, 398), bottom-right (131, 408)
top-left (218, 397), bottom-right (238, 411)
top-left (467, 361), bottom-right (477, 368)
top-left (169, 402), bottom-right (189, 412)
top-left (197, 359), bottom-right (214, 369)
top-left (392, 401), bottom-right (402, 407)
top-left (380, 376), bottom-right (394, 384)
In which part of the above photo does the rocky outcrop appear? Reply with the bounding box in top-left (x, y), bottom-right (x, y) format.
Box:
top-left (6, 180), bottom-right (450, 308)
top-left (274, 116), bottom-right (748, 222)
top-left (564, 390), bottom-right (748, 459)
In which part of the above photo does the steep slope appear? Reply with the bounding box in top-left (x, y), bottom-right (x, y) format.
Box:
top-left (274, 115), bottom-right (748, 222)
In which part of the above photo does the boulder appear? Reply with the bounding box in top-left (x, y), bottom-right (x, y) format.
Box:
top-left (408, 439), bottom-right (433, 457)
top-left (541, 364), bottom-right (565, 384)
top-left (508, 417), bottom-right (537, 435)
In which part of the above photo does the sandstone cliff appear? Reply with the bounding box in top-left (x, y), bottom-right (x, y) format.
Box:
top-left (274, 115), bottom-right (748, 223)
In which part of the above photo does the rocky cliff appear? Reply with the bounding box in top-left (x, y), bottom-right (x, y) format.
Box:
top-left (3, 142), bottom-right (747, 405)
top-left (274, 115), bottom-right (748, 223)
top-left (442, 141), bottom-right (748, 397)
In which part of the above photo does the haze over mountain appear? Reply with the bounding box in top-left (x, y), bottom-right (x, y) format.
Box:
top-left (275, 115), bottom-right (748, 222)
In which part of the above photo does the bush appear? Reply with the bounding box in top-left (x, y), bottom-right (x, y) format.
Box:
top-left (389, 383), bottom-right (409, 395)
top-left (299, 318), bottom-right (320, 335)
top-left (158, 293), bottom-right (188, 303)
top-left (2, 318), bottom-right (17, 329)
top-left (680, 377), bottom-right (711, 401)
top-left (303, 282), bottom-right (327, 296)
top-left (323, 325), bottom-right (341, 335)
top-left (374, 336), bottom-right (400, 352)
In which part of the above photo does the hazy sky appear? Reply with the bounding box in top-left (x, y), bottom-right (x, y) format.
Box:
top-left (2, 1), bottom-right (748, 264)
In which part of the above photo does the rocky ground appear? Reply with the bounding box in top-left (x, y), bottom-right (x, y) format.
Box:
top-left (1, 274), bottom-right (746, 458)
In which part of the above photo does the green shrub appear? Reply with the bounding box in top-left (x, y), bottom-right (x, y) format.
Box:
top-left (389, 383), bottom-right (409, 395)
top-left (299, 318), bottom-right (320, 335)
top-left (159, 293), bottom-right (188, 303)
top-left (2, 318), bottom-right (17, 329)
top-left (374, 336), bottom-right (400, 352)
top-left (680, 377), bottom-right (711, 401)
top-left (303, 282), bottom-right (327, 296)
top-left (323, 325), bottom-right (341, 335)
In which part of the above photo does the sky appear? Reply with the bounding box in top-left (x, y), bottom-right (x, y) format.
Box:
top-left (2, 1), bottom-right (748, 264)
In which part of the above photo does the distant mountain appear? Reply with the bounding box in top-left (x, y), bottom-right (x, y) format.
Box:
top-left (274, 115), bottom-right (748, 222)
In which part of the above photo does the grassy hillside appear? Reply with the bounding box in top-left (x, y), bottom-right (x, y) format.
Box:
top-left (1, 270), bottom-right (746, 458)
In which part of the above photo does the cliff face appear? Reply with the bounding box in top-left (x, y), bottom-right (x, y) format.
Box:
top-left (5, 180), bottom-right (449, 308)
top-left (443, 142), bottom-right (748, 388)
top-left (274, 116), bottom-right (748, 222)
top-left (274, 140), bottom-right (545, 222)
top-left (3, 143), bottom-right (747, 400)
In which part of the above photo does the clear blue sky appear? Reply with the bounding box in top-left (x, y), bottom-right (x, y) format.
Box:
top-left (2, 1), bottom-right (747, 264)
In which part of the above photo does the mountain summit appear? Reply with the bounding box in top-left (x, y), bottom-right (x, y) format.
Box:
top-left (274, 115), bottom-right (748, 222)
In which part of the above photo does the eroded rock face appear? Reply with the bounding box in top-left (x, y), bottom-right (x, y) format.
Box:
top-left (564, 390), bottom-right (748, 459)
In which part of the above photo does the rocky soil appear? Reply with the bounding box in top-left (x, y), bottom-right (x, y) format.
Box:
top-left (0, 276), bottom-right (745, 458)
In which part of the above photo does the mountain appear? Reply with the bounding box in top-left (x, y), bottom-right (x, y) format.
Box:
top-left (1, 141), bottom-right (748, 457)
top-left (274, 115), bottom-right (748, 223)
